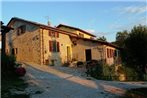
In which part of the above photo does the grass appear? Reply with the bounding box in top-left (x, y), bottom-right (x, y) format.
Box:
top-left (1, 76), bottom-right (29, 98)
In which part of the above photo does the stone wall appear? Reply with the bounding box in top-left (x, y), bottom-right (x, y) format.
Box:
top-left (6, 20), bottom-right (41, 64)
top-left (72, 39), bottom-right (102, 62)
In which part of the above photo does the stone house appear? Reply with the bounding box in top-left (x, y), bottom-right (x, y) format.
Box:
top-left (5, 17), bottom-right (120, 66)
top-left (57, 24), bottom-right (121, 65)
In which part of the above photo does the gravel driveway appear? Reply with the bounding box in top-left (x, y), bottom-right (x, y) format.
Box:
top-left (23, 62), bottom-right (147, 98)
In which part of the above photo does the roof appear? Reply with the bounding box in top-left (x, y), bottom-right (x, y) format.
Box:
top-left (7, 17), bottom-right (77, 36)
top-left (56, 24), bottom-right (96, 37)
top-left (70, 36), bottom-right (120, 49)
top-left (7, 17), bottom-right (120, 49)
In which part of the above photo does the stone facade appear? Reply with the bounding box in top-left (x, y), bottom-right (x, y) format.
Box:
top-left (72, 39), bottom-right (102, 61)
top-left (6, 17), bottom-right (120, 66)
top-left (6, 20), bottom-right (41, 64)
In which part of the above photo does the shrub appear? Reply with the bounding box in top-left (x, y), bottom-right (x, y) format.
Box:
top-left (123, 66), bottom-right (138, 81)
top-left (62, 62), bottom-right (70, 67)
top-left (1, 54), bottom-right (16, 77)
top-left (102, 64), bottom-right (117, 80)
top-left (143, 74), bottom-right (147, 81)
top-left (85, 60), bottom-right (103, 78)
top-left (77, 61), bottom-right (84, 67)
top-left (85, 60), bottom-right (118, 80)
top-left (2, 54), bottom-right (26, 78)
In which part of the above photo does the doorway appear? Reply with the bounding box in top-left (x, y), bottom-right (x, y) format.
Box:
top-left (85, 49), bottom-right (92, 61)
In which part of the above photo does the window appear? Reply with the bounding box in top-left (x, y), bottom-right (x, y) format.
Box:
top-left (79, 33), bottom-right (84, 37)
top-left (12, 48), bottom-right (15, 55)
top-left (49, 40), bottom-right (60, 52)
top-left (107, 48), bottom-right (115, 58)
top-left (15, 48), bottom-right (18, 54)
top-left (17, 25), bottom-right (26, 35)
top-left (12, 48), bottom-right (18, 55)
top-left (48, 30), bottom-right (59, 38)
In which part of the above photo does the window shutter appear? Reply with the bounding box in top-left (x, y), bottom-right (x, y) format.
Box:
top-left (57, 42), bottom-right (60, 52)
top-left (107, 49), bottom-right (109, 58)
top-left (56, 32), bottom-right (59, 38)
top-left (49, 30), bottom-right (51, 36)
top-left (110, 49), bottom-right (112, 58)
top-left (109, 49), bottom-right (110, 58)
top-left (49, 41), bottom-right (52, 52)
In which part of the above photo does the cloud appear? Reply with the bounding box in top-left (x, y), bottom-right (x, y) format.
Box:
top-left (109, 16), bottom-right (147, 32)
top-left (120, 6), bottom-right (147, 15)
top-left (85, 29), bottom-right (111, 37)
top-left (109, 5), bottom-right (147, 32)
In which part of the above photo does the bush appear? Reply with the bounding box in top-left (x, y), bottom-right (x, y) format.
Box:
top-left (85, 60), bottom-right (118, 80)
top-left (102, 65), bottom-right (117, 80)
top-left (143, 74), bottom-right (147, 81)
top-left (2, 54), bottom-right (26, 78)
top-left (85, 60), bottom-right (103, 78)
top-left (1, 54), bottom-right (16, 77)
top-left (77, 61), bottom-right (84, 67)
top-left (123, 66), bottom-right (138, 81)
top-left (62, 62), bottom-right (70, 67)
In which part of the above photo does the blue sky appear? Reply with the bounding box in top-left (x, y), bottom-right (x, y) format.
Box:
top-left (1, 0), bottom-right (147, 42)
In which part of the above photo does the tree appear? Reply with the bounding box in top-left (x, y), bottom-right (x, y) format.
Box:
top-left (115, 30), bottom-right (129, 47)
top-left (124, 25), bottom-right (147, 79)
top-left (97, 36), bottom-right (107, 41)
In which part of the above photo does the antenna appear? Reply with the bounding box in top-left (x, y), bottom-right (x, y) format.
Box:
top-left (44, 16), bottom-right (51, 26)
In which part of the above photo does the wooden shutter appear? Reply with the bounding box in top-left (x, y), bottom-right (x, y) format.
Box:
top-left (57, 42), bottom-right (60, 52)
top-left (110, 49), bottom-right (112, 58)
top-left (49, 30), bottom-right (51, 36)
top-left (107, 49), bottom-right (109, 58)
top-left (49, 40), bottom-right (52, 52)
top-left (56, 32), bottom-right (59, 38)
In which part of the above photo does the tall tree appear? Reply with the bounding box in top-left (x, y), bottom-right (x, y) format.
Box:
top-left (97, 36), bottom-right (107, 42)
top-left (124, 25), bottom-right (147, 79)
top-left (115, 30), bottom-right (129, 47)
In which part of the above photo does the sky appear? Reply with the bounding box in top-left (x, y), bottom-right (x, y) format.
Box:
top-left (1, 0), bottom-right (147, 42)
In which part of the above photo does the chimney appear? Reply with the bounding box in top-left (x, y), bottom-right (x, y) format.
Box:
top-left (47, 21), bottom-right (51, 26)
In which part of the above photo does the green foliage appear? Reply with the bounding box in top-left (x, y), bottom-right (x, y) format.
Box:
top-left (86, 61), bottom-right (118, 80)
top-left (126, 88), bottom-right (147, 98)
top-left (2, 75), bottom-right (28, 98)
top-left (96, 36), bottom-right (107, 42)
top-left (143, 74), bottom-right (147, 81)
top-left (114, 25), bottom-right (147, 80)
top-left (2, 54), bottom-right (17, 77)
top-left (86, 60), bottom-right (142, 81)
top-left (122, 66), bottom-right (138, 81)
top-left (124, 25), bottom-right (147, 78)
top-left (77, 61), bottom-right (84, 67)
top-left (115, 30), bottom-right (129, 47)
top-left (62, 62), bottom-right (70, 67)
top-left (102, 65), bottom-right (118, 80)
top-left (90, 62), bottom-right (103, 79)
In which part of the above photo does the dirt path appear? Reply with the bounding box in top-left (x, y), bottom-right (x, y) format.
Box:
top-left (23, 62), bottom-right (147, 98)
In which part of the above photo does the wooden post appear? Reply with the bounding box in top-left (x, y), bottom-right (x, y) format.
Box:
top-left (0, 21), bottom-right (13, 56)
